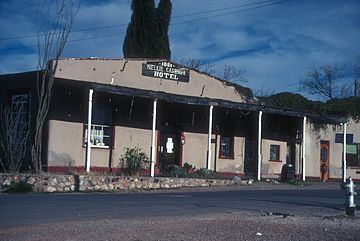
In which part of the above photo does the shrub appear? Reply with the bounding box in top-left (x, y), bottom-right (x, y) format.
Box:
top-left (161, 164), bottom-right (187, 178)
top-left (183, 162), bottom-right (196, 174)
top-left (190, 168), bottom-right (218, 179)
top-left (3, 180), bottom-right (33, 194)
top-left (119, 147), bottom-right (149, 176)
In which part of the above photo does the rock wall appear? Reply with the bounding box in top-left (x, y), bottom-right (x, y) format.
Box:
top-left (0, 174), bottom-right (250, 193)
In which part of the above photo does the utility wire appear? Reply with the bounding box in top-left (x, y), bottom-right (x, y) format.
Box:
top-left (172, 0), bottom-right (290, 25)
top-left (0, 0), bottom-right (291, 52)
top-left (0, 0), bottom-right (284, 41)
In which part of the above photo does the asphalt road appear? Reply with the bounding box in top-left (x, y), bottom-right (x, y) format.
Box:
top-left (0, 182), bottom-right (358, 228)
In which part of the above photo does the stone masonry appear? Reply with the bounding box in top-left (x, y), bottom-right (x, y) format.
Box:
top-left (0, 174), bottom-right (252, 193)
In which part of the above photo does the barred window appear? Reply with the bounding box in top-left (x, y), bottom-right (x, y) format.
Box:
top-left (219, 136), bottom-right (234, 158)
top-left (84, 105), bottom-right (112, 148)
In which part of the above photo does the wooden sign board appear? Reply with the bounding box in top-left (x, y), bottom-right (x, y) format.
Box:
top-left (142, 61), bottom-right (190, 82)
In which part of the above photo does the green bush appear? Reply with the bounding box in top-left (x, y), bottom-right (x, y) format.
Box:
top-left (119, 147), bottom-right (149, 176)
top-left (190, 168), bottom-right (218, 179)
top-left (161, 164), bottom-right (187, 178)
top-left (3, 180), bottom-right (33, 194)
top-left (183, 162), bottom-right (196, 174)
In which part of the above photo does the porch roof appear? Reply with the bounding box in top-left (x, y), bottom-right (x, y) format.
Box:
top-left (85, 80), bottom-right (346, 124)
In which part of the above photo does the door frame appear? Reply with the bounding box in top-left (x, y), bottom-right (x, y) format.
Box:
top-left (320, 140), bottom-right (330, 181)
top-left (156, 130), bottom-right (183, 169)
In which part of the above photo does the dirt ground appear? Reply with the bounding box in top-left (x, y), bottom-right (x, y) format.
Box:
top-left (1, 211), bottom-right (359, 241)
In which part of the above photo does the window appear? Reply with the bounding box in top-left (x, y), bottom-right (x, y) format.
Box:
top-left (84, 105), bottom-right (112, 148)
top-left (219, 136), bottom-right (234, 158)
top-left (320, 147), bottom-right (328, 161)
top-left (10, 93), bottom-right (30, 142)
top-left (270, 145), bottom-right (280, 161)
top-left (347, 144), bottom-right (360, 167)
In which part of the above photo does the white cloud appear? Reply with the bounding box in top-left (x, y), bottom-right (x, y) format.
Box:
top-left (1, 0), bottom-right (359, 99)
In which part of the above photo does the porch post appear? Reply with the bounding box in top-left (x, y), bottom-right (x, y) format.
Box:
top-left (86, 89), bottom-right (93, 173)
top-left (150, 99), bottom-right (157, 177)
top-left (207, 105), bottom-right (214, 170)
top-left (342, 122), bottom-right (347, 183)
top-left (302, 116), bottom-right (307, 181)
top-left (257, 111), bottom-right (262, 181)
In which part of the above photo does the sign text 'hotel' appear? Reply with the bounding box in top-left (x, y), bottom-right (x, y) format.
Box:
top-left (142, 61), bottom-right (189, 82)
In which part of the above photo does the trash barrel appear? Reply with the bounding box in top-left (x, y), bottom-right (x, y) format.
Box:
top-left (286, 164), bottom-right (295, 181)
top-left (281, 164), bottom-right (295, 181)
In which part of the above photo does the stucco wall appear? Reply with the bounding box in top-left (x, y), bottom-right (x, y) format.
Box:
top-left (345, 119), bottom-right (360, 178)
top-left (305, 118), bottom-right (360, 180)
top-left (47, 120), bottom-right (85, 167)
top-left (261, 139), bottom-right (287, 175)
top-left (182, 132), bottom-right (208, 169)
top-left (305, 122), bottom-right (341, 179)
top-left (47, 120), bottom-right (154, 170)
top-left (55, 59), bottom-right (247, 103)
top-left (215, 136), bottom-right (245, 174)
top-left (112, 126), bottom-right (152, 167)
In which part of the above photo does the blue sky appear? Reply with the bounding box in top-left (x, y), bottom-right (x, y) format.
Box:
top-left (1, 0), bottom-right (359, 98)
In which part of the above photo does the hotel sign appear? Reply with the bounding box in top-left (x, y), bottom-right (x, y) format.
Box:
top-left (142, 61), bottom-right (189, 82)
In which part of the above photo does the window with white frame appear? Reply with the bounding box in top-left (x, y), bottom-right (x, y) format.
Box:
top-left (84, 105), bottom-right (112, 148)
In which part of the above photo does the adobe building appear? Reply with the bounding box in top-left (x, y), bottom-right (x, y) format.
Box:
top-left (0, 58), bottom-right (359, 181)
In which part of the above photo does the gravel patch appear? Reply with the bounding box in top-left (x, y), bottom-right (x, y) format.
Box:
top-left (1, 212), bottom-right (359, 241)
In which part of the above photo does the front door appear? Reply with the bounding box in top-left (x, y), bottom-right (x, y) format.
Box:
top-left (158, 131), bottom-right (180, 170)
top-left (244, 140), bottom-right (257, 177)
top-left (320, 141), bottom-right (330, 181)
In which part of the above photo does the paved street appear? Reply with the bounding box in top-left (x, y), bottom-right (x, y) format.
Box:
top-left (0, 182), bottom-right (359, 240)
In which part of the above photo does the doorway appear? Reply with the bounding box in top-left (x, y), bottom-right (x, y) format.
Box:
top-left (244, 140), bottom-right (257, 177)
top-left (158, 131), bottom-right (181, 171)
top-left (320, 141), bottom-right (330, 181)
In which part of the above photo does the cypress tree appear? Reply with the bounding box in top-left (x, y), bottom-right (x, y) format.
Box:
top-left (156, 0), bottom-right (172, 59)
top-left (123, 0), bottom-right (172, 59)
top-left (123, 0), bottom-right (156, 58)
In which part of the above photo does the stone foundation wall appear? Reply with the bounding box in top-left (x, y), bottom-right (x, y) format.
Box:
top-left (0, 174), bottom-right (251, 193)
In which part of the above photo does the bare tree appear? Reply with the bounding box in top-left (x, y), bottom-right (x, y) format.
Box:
top-left (31, 0), bottom-right (79, 173)
top-left (299, 64), bottom-right (350, 100)
top-left (223, 64), bottom-right (247, 83)
top-left (178, 58), bottom-right (217, 76)
top-left (0, 103), bottom-right (30, 173)
top-left (355, 54), bottom-right (360, 79)
top-left (178, 58), bottom-right (248, 83)
top-left (252, 88), bottom-right (275, 98)
top-left (354, 55), bottom-right (360, 97)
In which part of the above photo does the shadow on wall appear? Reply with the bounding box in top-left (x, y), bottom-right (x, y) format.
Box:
top-left (262, 163), bottom-right (270, 174)
top-left (329, 165), bottom-right (342, 178)
top-left (216, 163), bottom-right (244, 173)
top-left (49, 151), bottom-right (76, 171)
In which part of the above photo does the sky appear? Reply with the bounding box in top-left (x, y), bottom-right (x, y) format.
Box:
top-left (0, 0), bottom-right (359, 98)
